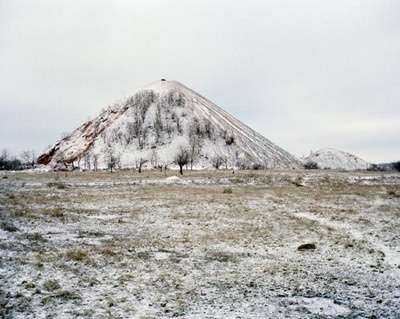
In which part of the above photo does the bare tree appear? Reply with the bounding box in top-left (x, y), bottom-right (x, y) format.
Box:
top-left (136, 158), bottom-right (147, 173)
top-left (188, 128), bottom-right (202, 170)
top-left (137, 126), bottom-right (148, 149)
top-left (84, 153), bottom-right (91, 170)
top-left (0, 149), bottom-right (23, 171)
top-left (20, 149), bottom-right (36, 168)
top-left (1, 149), bottom-right (9, 162)
top-left (225, 134), bottom-right (235, 145)
top-left (222, 155), bottom-right (229, 169)
top-left (76, 156), bottom-right (82, 170)
top-left (150, 149), bottom-right (159, 168)
top-left (211, 155), bottom-right (224, 169)
top-left (104, 145), bottom-right (119, 172)
top-left (20, 150), bottom-right (30, 167)
top-left (116, 153), bottom-right (122, 170)
top-left (125, 122), bottom-right (135, 145)
top-left (174, 147), bottom-right (189, 175)
top-left (167, 90), bottom-right (185, 107)
top-left (176, 116), bottom-right (182, 134)
top-left (203, 119), bottom-right (213, 139)
top-left (92, 153), bottom-right (99, 171)
top-left (165, 122), bottom-right (173, 138)
top-left (154, 104), bottom-right (163, 143)
top-left (30, 150), bottom-right (36, 167)
top-left (0, 149), bottom-right (9, 170)
top-left (191, 117), bottom-right (204, 137)
top-left (234, 152), bottom-right (253, 170)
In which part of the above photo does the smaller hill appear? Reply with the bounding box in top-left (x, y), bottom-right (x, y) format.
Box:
top-left (303, 148), bottom-right (370, 170)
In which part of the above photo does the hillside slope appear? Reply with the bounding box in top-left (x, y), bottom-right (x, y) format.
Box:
top-left (38, 80), bottom-right (301, 170)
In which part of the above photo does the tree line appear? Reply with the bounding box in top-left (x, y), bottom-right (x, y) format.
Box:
top-left (0, 149), bottom-right (36, 170)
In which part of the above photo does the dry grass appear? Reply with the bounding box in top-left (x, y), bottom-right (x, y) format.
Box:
top-left (65, 248), bottom-right (89, 262)
top-left (222, 187), bottom-right (233, 194)
top-left (1, 169), bottom-right (400, 318)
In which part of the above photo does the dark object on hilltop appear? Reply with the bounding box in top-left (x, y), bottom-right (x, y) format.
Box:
top-left (297, 243), bottom-right (316, 251)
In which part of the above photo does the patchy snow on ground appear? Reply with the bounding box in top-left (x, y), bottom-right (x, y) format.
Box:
top-left (288, 296), bottom-right (352, 316)
top-left (1, 169), bottom-right (400, 318)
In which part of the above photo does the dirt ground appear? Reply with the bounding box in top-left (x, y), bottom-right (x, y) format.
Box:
top-left (1, 169), bottom-right (400, 318)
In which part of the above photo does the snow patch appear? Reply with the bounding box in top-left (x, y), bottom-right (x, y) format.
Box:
top-left (288, 297), bottom-right (351, 316)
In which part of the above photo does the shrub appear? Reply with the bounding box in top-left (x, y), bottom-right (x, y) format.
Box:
top-left (41, 290), bottom-right (81, 305)
top-left (367, 164), bottom-right (384, 171)
top-left (99, 247), bottom-right (117, 256)
top-left (0, 155), bottom-right (23, 170)
top-left (25, 232), bottom-right (46, 242)
top-left (48, 207), bottom-right (64, 218)
top-left (223, 187), bottom-right (233, 194)
top-left (387, 189), bottom-right (399, 197)
top-left (206, 251), bottom-right (238, 263)
top-left (47, 181), bottom-right (67, 189)
top-left (43, 279), bottom-right (61, 291)
top-left (65, 248), bottom-right (88, 262)
top-left (304, 161), bottom-right (319, 169)
top-left (225, 135), bottom-right (235, 145)
top-left (0, 220), bottom-right (18, 232)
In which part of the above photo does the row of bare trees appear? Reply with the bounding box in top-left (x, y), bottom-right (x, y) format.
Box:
top-left (0, 149), bottom-right (36, 170)
top-left (173, 147), bottom-right (229, 174)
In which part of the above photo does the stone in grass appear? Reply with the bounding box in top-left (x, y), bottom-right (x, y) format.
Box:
top-left (297, 243), bottom-right (316, 251)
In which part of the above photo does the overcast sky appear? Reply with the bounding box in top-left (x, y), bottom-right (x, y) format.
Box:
top-left (0, 0), bottom-right (399, 162)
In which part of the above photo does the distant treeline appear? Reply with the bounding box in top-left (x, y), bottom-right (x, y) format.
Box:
top-left (0, 147), bottom-right (399, 172)
top-left (0, 149), bottom-right (36, 171)
top-left (367, 162), bottom-right (400, 172)
top-left (302, 160), bottom-right (400, 171)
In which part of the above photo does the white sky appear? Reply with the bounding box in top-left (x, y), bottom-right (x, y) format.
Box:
top-left (0, 0), bottom-right (399, 162)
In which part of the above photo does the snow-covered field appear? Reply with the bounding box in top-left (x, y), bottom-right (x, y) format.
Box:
top-left (1, 169), bottom-right (400, 318)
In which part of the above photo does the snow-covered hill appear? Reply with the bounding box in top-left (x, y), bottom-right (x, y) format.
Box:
top-left (303, 148), bottom-right (370, 170)
top-left (38, 80), bottom-right (301, 170)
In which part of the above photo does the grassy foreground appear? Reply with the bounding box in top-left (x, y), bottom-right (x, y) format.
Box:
top-left (1, 169), bottom-right (400, 318)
